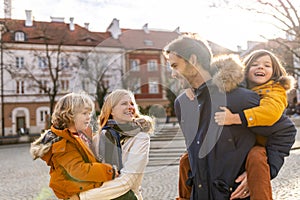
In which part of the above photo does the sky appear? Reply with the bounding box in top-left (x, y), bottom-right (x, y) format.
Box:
top-left (0, 0), bottom-right (292, 51)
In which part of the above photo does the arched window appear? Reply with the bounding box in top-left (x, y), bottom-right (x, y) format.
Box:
top-left (14, 31), bottom-right (25, 41)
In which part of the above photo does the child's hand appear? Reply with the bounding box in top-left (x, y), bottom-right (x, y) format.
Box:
top-left (115, 170), bottom-right (120, 178)
top-left (185, 88), bottom-right (195, 100)
top-left (214, 107), bottom-right (239, 125)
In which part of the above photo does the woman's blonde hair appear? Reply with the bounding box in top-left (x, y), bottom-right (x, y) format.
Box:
top-left (99, 89), bottom-right (154, 132)
top-left (51, 92), bottom-right (94, 129)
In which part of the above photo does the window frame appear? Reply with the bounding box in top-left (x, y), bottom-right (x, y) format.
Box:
top-left (147, 60), bottom-right (158, 71)
top-left (14, 31), bottom-right (25, 41)
top-left (130, 59), bottom-right (140, 71)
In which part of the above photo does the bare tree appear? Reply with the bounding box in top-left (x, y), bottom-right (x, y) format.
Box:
top-left (210, 0), bottom-right (300, 74)
top-left (78, 51), bottom-right (124, 111)
top-left (6, 24), bottom-right (74, 125)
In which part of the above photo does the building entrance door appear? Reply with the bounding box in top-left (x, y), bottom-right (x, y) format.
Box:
top-left (16, 116), bottom-right (27, 135)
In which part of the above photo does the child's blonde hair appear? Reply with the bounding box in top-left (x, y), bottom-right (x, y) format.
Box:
top-left (99, 89), bottom-right (154, 132)
top-left (51, 92), bottom-right (94, 129)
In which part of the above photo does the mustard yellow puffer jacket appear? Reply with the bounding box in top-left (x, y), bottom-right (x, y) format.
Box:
top-left (243, 80), bottom-right (288, 127)
top-left (42, 126), bottom-right (115, 199)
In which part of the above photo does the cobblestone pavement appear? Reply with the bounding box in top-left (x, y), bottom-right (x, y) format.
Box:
top-left (271, 149), bottom-right (300, 200)
top-left (0, 144), bottom-right (300, 199)
top-left (141, 149), bottom-right (300, 200)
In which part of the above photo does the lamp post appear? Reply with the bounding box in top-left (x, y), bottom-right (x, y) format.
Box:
top-left (0, 23), bottom-right (6, 137)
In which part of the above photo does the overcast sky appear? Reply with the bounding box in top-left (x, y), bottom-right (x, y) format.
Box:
top-left (0, 0), bottom-right (290, 50)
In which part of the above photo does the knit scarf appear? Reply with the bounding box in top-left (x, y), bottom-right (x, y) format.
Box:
top-left (105, 119), bottom-right (142, 137)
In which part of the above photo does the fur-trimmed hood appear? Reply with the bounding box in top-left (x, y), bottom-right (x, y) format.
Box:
top-left (278, 75), bottom-right (295, 92)
top-left (210, 54), bottom-right (295, 93)
top-left (211, 54), bottom-right (245, 93)
top-left (30, 129), bottom-right (61, 162)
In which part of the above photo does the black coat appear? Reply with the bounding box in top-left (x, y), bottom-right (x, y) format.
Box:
top-left (175, 82), bottom-right (296, 199)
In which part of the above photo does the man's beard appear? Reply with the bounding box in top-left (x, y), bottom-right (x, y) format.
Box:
top-left (178, 76), bottom-right (192, 89)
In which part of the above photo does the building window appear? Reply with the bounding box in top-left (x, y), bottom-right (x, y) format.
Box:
top-left (130, 59), bottom-right (140, 71)
top-left (147, 60), bottom-right (158, 71)
top-left (39, 80), bottom-right (48, 93)
top-left (14, 31), bottom-right (25, 41)
top-left (132, 78), bottom-right (141, 94)
top-left (36, 107), bottom-right (50, 126)
top-left (40, 110), bottom-right (48, 122)
top-left (16, 80), bottom-right (25, 94)
top-left (148, 78), bottom-right (159, 94)
top-left (60, 57), bottom-right (69, 68)
top-left (16, 57), bottom-right (24, 68)
top-left (293, 55), bottom-right (300, 69)
top-left (60, 80), bottom-right (69, 91)
top-left (165, 62), bottom-right (171, 72)
top-left (38, 57), bottom-right (48, 68)
top-left (82, 79), bottom-right (90, 92)
top-left (144, 40), bottom-right (153, 46)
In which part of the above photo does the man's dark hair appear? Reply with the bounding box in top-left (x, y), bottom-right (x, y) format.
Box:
top-left (164, 35), bottom-right (213, 72)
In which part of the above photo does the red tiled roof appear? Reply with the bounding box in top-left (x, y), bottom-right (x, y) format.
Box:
top-left (208, 41), bottom-right (236, 55)
top-left (99, 28), bottom-right (234, 55)
top-left (99, 29), bottom-right (181, 50)
top-left (0, 18), bottom-right (234, 55)
top-left (0, 18), bottom-right (106, 46)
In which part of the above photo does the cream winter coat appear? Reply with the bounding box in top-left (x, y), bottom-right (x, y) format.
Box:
top-left (80, 131), bottom-right (150, 200)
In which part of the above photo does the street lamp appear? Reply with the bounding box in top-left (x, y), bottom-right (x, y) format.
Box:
top-left (0, 22), bottom-right (6, 137)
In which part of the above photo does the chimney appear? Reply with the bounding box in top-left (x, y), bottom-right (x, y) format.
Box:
top-left (107, 18), bottom-right (121, 39)
top-left (237, 45), bottom-right (243, 52)
top-left (84, 22), bottom-right (89, 30)
top-left (69, 17), bottom-right (75, 31)
top-left (50, 16), bottom-right (65, 23)
top-left (25, 10), bottom-right (33, 27)
top-left (143, 23), bottom-right (150, 34)
top-left (4, 0), bottom-right (12, 19)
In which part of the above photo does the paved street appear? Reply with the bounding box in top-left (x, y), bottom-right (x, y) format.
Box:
top-left (0, 124), bottom-right (299, 200)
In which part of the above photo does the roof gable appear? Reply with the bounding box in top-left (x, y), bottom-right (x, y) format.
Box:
top-left (0, 18), bottom-right (106, 46)
top-left (100, 29), bottom-right (181, 50)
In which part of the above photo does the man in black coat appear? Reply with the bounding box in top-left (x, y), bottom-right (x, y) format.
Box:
top-left (163, 35), bottom-right (296, 200)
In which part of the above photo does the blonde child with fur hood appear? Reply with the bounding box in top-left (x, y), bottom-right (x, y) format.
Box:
top-left (30, 92), bottom-right (117, 199)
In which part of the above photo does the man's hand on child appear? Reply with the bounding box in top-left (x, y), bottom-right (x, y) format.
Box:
top-left (230, 171), bottom-right (250, 200)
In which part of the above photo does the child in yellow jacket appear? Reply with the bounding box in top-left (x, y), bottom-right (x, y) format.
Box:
top-left (213, 49), bottom-right (294, 200)
top-left (182, 49), bottom-right (294, 200)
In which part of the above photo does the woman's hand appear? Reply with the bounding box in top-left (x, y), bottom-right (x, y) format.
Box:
top-left (68, 194), bottom-right (80, 200)
top-left (214, 107), bottom-right (241, 125)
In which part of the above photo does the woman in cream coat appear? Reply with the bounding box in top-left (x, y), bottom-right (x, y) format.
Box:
top-left (79, 89), bottom-right (154, 200)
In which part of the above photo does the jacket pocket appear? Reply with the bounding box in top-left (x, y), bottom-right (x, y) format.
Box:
top-left (215, 128), bottom-right (236, 160)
